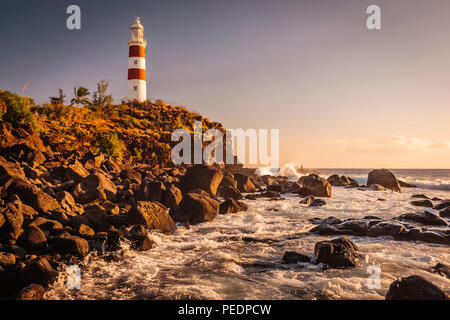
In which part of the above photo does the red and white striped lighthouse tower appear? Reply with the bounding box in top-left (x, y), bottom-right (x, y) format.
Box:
top-left (127, 17), bottom-right (147, 102)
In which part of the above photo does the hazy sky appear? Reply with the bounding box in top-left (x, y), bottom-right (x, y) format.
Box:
top-left (1, 0), bottom-right (450, 168)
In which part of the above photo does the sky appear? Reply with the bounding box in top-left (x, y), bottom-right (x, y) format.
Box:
top-left (1, 0), bottom-right (450, 169)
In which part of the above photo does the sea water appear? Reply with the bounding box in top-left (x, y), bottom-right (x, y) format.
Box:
top-left (45, 169), bottom-right (450, 300)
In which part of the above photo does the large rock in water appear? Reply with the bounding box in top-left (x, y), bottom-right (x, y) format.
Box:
top-left (385, 275), bottom-right (449, 300)
top-left (234, 173), bottom-right (257, 193)
top-left (298, 174), bottom-right (331, 198)
top-left (314, 236), bottom-right (360, 268)
top-left (180, 165), bottom-right (223, 196)
top-left (128, 201), bottom-right (177, 234)
top-left (397, 211), bottom-right (448, 227)
top-left (367, 169), bottom-right (401, 192)
top-left (72, 172), bottom-right (117, 203)
top-left (219, 198), bottom-right (248, 214)
top-left (171, 192), bottom-right (219, 225)
top-left (20, 257), bottom-right (58, 287)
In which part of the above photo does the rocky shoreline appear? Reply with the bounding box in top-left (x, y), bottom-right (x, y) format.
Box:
top-left (1, 121), bottom-right (449, 300)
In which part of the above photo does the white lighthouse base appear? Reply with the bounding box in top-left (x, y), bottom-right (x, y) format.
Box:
top-left (127, 79), bottom-right (147, 102)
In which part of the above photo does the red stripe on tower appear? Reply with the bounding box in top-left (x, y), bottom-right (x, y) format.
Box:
top-left (128, 68), bottom-right (146, 81)
top-left (129, 46), bottom-right (145, 58)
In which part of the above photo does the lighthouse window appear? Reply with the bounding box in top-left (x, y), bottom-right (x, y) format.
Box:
top-left (134, 86), bottom-right (138, 91)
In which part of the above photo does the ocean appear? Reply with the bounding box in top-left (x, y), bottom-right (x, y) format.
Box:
top-left (45, 167), bottom-right (450, 300)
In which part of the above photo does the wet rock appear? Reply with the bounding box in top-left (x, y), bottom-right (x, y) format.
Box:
top-left (180, 165), bottom-right (223, 196)
top-left (309, 198), bottom-right (327, 207)
top-left (260, 191), bottom-right (281, 198)
top-left (411, 194), bottom-right (429, 199)
top-left (17, 226), bottom-right (47, 250)
top-left (16, 284), bottom-right (46, 300)
top-left (234, 173), bottom-right (257, 193)
top-left (72, 172), bottom-right (117, 203)
top-left (429, 263), bottom-right (450, 279)
top-left (162, 184), bottom-right (182, 208)
top-left (51, 233), bottom-right (89, 257)
top-left (267, 184), bottom-right (283, 192)
top-left (368, 184), bottom-right (388, 191)
top-left (219, 198), bottom-right (248, 214)
top-left (367, 169), bottom-right (401, 192)
top-left (309, 216), bottom-right (342, 225)
top-left (20, 257), bottom-right (58, 287)
top-left (171, 192), bottom-right (219, 225)
top-left (385, 275), bottom-right (449, 300)
top-left (327, 174), bottom-right (351, 187)
top-left (314, 236), bottom-right (360, 268)
top-left (126, 226), bottom-right (154, 251)
top-left (299, 196), bottom-right (315, 205)
top-left (398, 180), bottom-right (417, 188)
top-left (298, 174), bottom-right (331, 198)
top-left (219, 175), bottom-right (238, 189)
top-left (128, 201), bottom-right (177, 234)
top-left (282, 252), bottom-right (310, 264)
top-left (411, 199), bottom-right (433, 208)
top-left (398, 227), bottom-right (450, 245)
top-left (367, 221), bottom-right (407, 238)
top-left (440, 206), bottom-right (450, 218)
top-left (6, 179), bottom-right (61, 213)
top-left (218, 185), bottom-right (243, 200)
top-left (397, 211), bottom-right (448, 226)
top-left (434, 200), bottom-right (450, 211)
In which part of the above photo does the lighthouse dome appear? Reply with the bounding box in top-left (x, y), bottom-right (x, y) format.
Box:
top-left (131, 17), bottom-right (143, 29)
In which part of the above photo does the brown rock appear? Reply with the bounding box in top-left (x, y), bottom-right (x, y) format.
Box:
top-left (51, 233), bottom-right (89, 257)
top-left (64, 160), bottom-right (89, 183)
top-left (72, 172), bottom-right (117, 203)
top-left (314, 236), bottom-right (360, 268)
top-left (218, 185), bottom-right (243, 200)
top-left (411, 199), bottom-right (433, 208)
top-left (0, 252), bottom-right (16, 266)
top-left (128, 201), bottom-right (177, 234)
top-left (6, 179), bottom-right (60, 213)
top-left (180, 165), bottom-right (223, 196)
top-left (234, 173), bottom-right (257, 193)
top-left (17, 284), bottom-right (46, 300)
top-left (219, 198), bottom-right (248, 214)
top-left (162, 184), bottom-right (182, 208)
top-left (171, 192), bottom-right (219, 225)
top-left (386, 275), bottom-right (449, 300)
top-left (298, 174), bottom-right (331, 198)
top-left (20, 257), bottom-right (58, 287)
top-left (0, 200), bottom-right (24, 240)
top-left (397, 211), bottom-right (448, 226)
top-left (17, 226), bottom-right (47, 250)
top-left (367, 169), bottom-right (401, 192)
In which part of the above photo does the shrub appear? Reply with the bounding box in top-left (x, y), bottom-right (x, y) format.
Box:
top-left (0, 90), bottom-right (36, 129)
top-left (95, 132), bottom-right (126, 159)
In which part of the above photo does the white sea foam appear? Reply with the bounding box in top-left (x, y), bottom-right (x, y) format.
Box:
top-left (45, 185), bottom-right (450, 300)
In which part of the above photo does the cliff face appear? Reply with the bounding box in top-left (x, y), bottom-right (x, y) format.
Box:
top-left (34, 102), bottom-right (224, 167)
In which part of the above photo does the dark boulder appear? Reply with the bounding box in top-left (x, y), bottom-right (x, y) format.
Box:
top-left (218, 185), bottom-right (243, 200)
top-left (234, 173), bottom-right (257, 193)
top-left (138, 180), bottom-right (166, 202)
top-left (17, 284), bottom-right (46, 300)
top-left (299, 196), bottom-right (315, 205)
top-left (385, 275), bottom-right (449, 300)
top-left (64, 160), bottom-right (89, 183)
top-left (367, 221), bottom-right (407, 238)
top-left (434, 200), bottom-right (450, 211)
top-left (17, 226), bottom-right (47, 250)
top-left (0, 200), bottom-right (24, 241)
top-left (128, 201), bottom-right (176, 234)
top-left (120, 169), bottom-right (142, 185)
top-left (411, 200), bottom-right (433, 208)
top-left (219, 198), bottom-right (248, 214)
top-left (162, 184), bottom-right (182, 208)
top-left (180, 165), bottom-right (223, 196)
top-left (171, 192), bottom-right (219, 225)
top-left (20, 257), bottom-right (58, 287)
top-left (51, 233), bottom-right (89, 257)
top-left (309, 198), bottom-right (327, 207)
top-left (282, 252), bottom-right (310, 263)
top-left (298, 174), bottom-right (331, 198)
top-left (440, 206), bottom-right (450, 218)
top-left (6, 179), bottom-right (60, 213)
top-left (367, 169), bottom-right (401, 192)
top-left (72, 172), bottom-right (117, 203)
top-left (314, 236), bottom-right (360, 268)
top-left (397, 211), bottom-right (447, 226)
top-left (398, 180), bottom-right (417, 188)
top-left (429, 263), bottom-right (450, 279)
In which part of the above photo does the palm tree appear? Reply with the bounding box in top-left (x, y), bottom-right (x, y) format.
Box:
top-left (71, 86), bottom-right (91, 107)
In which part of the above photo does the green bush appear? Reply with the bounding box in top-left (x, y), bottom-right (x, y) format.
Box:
top-left (95, 132), bottom-right (126, 159)
top-left (0, 90), bottom-right (36, 129)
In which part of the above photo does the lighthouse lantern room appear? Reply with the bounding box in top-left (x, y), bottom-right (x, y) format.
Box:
top-left (127, 17), bottom-right (147, 102)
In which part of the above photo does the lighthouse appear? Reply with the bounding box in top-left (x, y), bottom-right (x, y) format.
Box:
top-left (127, 17), bottom-right (147, 102)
